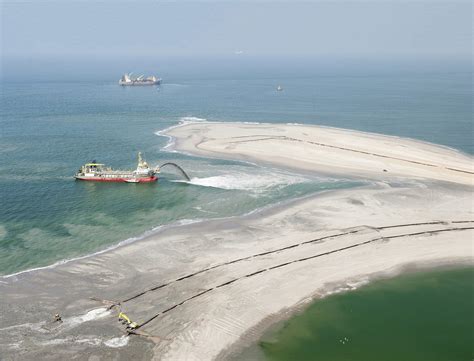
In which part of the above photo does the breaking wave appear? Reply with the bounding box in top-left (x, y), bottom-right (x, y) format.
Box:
top-left (179, 116), bottom-right (208, 122)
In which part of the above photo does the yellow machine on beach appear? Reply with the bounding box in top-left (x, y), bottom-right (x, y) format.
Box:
top-left (118, 312), bottom-right (139, 329)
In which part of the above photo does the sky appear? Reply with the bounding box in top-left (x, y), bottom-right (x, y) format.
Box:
top-left (1, 1), bottom-right (472, 79)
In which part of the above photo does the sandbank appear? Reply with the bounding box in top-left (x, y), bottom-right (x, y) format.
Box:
top-left (0, 122), bottom-right (472, 360)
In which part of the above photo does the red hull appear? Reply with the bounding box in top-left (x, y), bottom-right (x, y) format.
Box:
top-left (75, 176), bottom-right (158, 183)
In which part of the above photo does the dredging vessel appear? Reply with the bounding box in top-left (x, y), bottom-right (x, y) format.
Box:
top-left (75, 153), bottom-right (159, 183)
top-left (119, 73), bottom-right (161, 86)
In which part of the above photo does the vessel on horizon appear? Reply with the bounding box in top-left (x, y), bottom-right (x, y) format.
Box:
top-left (75, 152), bottom-right (159, 183)
top-left (119, 73), bottom-right (161, 86)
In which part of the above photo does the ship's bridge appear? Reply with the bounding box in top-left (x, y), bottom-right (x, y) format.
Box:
top-left (85, 163), bottom-right (105, 167)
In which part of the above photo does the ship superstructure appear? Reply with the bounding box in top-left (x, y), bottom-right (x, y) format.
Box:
top-left (75, 152), bottom-right (159, 183)
top-left (119, 73), bottom-right (161, 86)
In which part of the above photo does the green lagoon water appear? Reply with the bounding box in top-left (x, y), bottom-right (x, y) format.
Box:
top-left (235, 267), bottom-right (474, 361)
top-left (0, 68), bottom-right (472, 276)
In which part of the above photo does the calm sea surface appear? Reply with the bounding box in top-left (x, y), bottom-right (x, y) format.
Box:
top-left (0, 70), bottom-right (471, 275)
top-left (233, 267), bottom-right (474, 361)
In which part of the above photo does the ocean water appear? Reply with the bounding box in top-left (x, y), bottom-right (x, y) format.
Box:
top-left (233, 267), bottom-right (474, 361)
top-left (0, 69), bottom-right (472, 276)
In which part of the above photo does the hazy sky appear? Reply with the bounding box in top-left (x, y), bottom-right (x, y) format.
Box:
top-left (2, 1), bottom-right (471, 60)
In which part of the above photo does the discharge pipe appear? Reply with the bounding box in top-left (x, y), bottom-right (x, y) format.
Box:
top-left (159, 163), bottom-right (191, 181)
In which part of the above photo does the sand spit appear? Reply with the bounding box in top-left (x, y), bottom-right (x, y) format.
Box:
top-left (163, 121), bottom-right (473, 185)
top-left (0, 122), bottom-right (472, 361)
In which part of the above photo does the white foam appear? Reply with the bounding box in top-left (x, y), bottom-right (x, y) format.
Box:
top-left (179, 116), bottom-right (207, 122)
top-left (0, 321), bottom-right (48, 333)
top-left (155, 116), bottom-right (209, 152)
top-left (5, 342), bottom-right (22, 350)
top-left (178, 171), bottom-right (309, 192)
top-left (323, 277), bottom-right (370, 297)
top-left (346, 278), bottom-right (370, 290)
top-left (104, 335), bottom-right (129, 348)
top-left (0, 308), bottom-right (112, 346)
top-left (75, 338), bottom-right (103, 346)
top-left (39, 338), bottom-right (68, 346)
top-left (41, 335), bottom-right (128, 348)
top-left (193, 206), bottom-right (218, 214)
top-left (64, 308), bottom-right (111, 328)
top-left (155, 129), bottom-right (177, 152)
top-left (38, 337), bottom-right (102, 347)
top-left (40, 335), bottom-right (128, 348)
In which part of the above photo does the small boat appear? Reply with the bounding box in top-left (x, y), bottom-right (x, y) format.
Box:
top-left (276, 85), bottom-right (283, 91)
top-left (75, 152), bottom-right (159, 183)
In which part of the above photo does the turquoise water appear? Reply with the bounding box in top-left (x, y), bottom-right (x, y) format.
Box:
top-left (235, 267), bottom-right (474, 361)
top-left (0, 70), bottom-right (472, 275)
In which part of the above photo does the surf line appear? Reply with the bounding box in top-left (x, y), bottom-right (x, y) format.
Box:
top-left (134, 225), bottom-right (473, 329)
top-left (115, 220), bottom-right (470, 305)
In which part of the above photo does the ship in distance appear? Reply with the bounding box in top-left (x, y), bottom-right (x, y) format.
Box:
top-left (119, 73), bottom-right (161, 86)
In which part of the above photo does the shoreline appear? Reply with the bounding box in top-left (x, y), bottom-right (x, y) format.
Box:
top-left (0, 218), bottom-right (204, 280)
top-left (7, 117), bottom-right (467, 280)
top-left (1, 122), bottom-right (472, 361)
top-left (1, 178), bottom-right (364, 280)
top-left (3, 118), bottom-right (455, 280)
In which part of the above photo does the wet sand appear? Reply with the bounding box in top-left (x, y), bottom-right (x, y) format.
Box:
top-left (0, 122), bottom-right (472, 360)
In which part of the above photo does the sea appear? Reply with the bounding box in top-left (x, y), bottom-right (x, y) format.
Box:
top-left (0, 66), bottom-right (471, 277)
top-left (233, 267), bottom-right (474, 361)
top-left (1, 62), bottom-right (472, 359)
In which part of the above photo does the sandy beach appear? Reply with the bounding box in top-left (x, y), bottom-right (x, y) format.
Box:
top-left (1, 122), bottom-right (472, 360)
top-left (164, 122), bottom-right (473, 185)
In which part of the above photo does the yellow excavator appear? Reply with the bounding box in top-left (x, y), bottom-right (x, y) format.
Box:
top-left (118, 312), bottom-right (139, 329)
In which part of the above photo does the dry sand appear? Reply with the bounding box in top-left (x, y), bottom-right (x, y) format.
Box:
top-left (0, 122), bottom-right (472, 361)
top-left (164, 121), bottom-right (473, 185)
